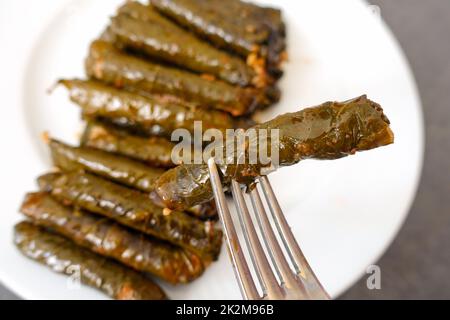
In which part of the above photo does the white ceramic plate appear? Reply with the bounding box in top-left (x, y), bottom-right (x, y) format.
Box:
top-left (0, 0), bottom-right (423, 299)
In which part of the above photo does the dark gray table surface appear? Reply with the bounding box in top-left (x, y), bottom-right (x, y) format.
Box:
top-left (1, 0), bottom-right (449, 300)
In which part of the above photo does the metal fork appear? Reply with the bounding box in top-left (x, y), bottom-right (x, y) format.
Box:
top-left (207, 158), bottom-right (330, 300)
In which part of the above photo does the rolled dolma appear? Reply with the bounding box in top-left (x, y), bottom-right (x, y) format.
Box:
top-left (37, 171), bottom-right (222, 260)
top-left (81, 122), bottom-right (176, 168)
top-left (59, 79), bottom-right (239, 138)
top-left (14, 221), bottom-right (167, 300)
top-left (151, 96), bottom-right (395, 211)
top-left (49, 138), bottom-right (164, 192)
top-left (20, 192), bottom-right (204, 284)
top-left (150, 0), bottom-right (286, 77)
top-left (50, 137), bottom-right (217, 219)
top-left (85, 40), bottom-right (269, 116)
top-left (110, 2), bottom-right (264, 87)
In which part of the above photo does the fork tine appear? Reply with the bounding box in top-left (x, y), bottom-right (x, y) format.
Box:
top-left (230, 181), bottom-right (265, 293)
top-left (249, 185), bottom-right (308, 296)
top-left (259, 176), bottom-right (330, 299)
top-left (231, 180), bottom-right (283, 299)
top-left (207, 159), bottom-right (259, 300)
